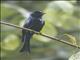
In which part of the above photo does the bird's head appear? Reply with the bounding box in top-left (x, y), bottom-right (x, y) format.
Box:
top-left (31, 11), bottom-right (45, 18)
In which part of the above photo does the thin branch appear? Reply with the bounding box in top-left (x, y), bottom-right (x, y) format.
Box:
top-left (0, 21), bottom-right (80, 49)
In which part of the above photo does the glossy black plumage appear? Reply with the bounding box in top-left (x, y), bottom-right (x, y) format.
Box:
top-left (20, 11), bottom-right (45, 53)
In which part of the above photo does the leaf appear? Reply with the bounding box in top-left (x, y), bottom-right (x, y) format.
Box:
top-left (1, 3), bottom-right (29, 25)
top-left (43, 1), bottom-right (80, 30)
top-left (1, 34), bottom-right (20, 51)
top-left (64, 34), bottom-right (77, 45)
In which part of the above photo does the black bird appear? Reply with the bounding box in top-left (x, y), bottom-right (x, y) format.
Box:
top-left (20, 11), bottom-right (45, 53)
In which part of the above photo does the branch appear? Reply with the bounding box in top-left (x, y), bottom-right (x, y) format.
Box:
top-left (0, 21), bottom-right (80, 49)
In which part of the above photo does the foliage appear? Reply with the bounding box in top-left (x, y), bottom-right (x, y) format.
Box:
top-left (1, 1), bottom-right (80, 60)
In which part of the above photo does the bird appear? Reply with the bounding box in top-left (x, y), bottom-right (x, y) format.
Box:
top-left (20, 11), bottom-right (45, 53)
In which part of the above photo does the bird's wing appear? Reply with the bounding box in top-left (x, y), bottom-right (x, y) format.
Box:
top-left (21, 19), bottom-right (34, 52)
top-left (24, 17), bottom-right (35, 28)
top-left (22, 18), bottom-right (34, 42)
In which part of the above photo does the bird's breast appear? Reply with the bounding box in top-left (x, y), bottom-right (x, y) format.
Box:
top-left (31, 19), bottom-right (43, 31)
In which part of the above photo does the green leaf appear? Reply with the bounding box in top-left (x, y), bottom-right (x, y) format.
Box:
top-left (43, 1), bottom-right (79, 30)
top-left (1, 34), bottom-right (20, 51)
top-left (64, 34), bottom-right (77, 45)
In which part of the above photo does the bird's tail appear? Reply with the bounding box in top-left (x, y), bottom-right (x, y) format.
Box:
top-left (20, 31), bottom-right (33, 53)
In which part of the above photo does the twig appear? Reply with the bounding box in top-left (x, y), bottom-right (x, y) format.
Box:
top-left (0, 21), bottom-right (80, 49)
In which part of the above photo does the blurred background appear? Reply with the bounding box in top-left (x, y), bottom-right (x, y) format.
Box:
top-left (1, 0), bottom-right (80, 60)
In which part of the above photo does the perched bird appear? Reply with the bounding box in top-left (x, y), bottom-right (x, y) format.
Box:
top-left (20, 11), bottom-right (45, 53)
